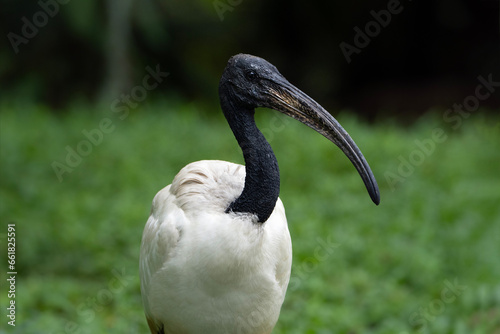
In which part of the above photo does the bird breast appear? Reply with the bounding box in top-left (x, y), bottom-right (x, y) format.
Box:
top-left (141, 160), bottom-right (292, 334)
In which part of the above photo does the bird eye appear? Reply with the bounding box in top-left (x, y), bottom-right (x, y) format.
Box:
top-left (245, 70), bottom-right (258, 81)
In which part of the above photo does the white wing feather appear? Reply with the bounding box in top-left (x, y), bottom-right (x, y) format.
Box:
top-left (140, 160), bottom-right (292, 334)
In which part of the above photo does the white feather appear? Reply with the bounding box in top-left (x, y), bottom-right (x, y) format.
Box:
top-left (140, 160), bottom-right (292, 334)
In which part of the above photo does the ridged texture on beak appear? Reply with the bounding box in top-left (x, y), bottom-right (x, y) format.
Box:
top-left (265, 82), bottom-right (380, 205)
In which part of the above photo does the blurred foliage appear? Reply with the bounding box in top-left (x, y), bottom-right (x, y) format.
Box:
top-left (1, 102), bottom-right (499, 333)
top-left (0, 1), bottom-right (499, 331)
top-left (0, 0), bottom-right (498, 116)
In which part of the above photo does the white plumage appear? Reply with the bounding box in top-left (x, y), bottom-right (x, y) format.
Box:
top-left (140, 160), bottom-right (292, 334)
top-left (139, 54), bottom-right (379, 334)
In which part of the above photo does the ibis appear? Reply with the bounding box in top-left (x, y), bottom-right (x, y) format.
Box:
top-left (139, 54), bottom-right (380, 334)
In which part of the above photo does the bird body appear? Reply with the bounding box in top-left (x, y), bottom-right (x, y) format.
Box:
top-left (140, 54), bottom-right (379, 333)
top-left (140, 160), bottom-right (291, 334)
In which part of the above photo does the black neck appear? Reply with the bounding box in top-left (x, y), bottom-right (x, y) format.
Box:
top-left (220, 93), bottom-right (280, 223)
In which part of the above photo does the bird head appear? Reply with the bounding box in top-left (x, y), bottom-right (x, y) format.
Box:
top-left (219, 54), bottom-right (380, 205)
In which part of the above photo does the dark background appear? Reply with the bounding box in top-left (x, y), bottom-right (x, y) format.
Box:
top-left (1, 0), bottom-right (499, 118)
top-left (1, 2), bottom-right (499, 332)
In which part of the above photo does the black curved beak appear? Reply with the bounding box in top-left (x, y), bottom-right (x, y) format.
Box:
top-left (264, 79), bottom-right (380, 205)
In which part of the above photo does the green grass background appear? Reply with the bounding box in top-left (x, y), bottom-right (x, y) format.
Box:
top-left (1, 100), bottom-right (499, 333)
